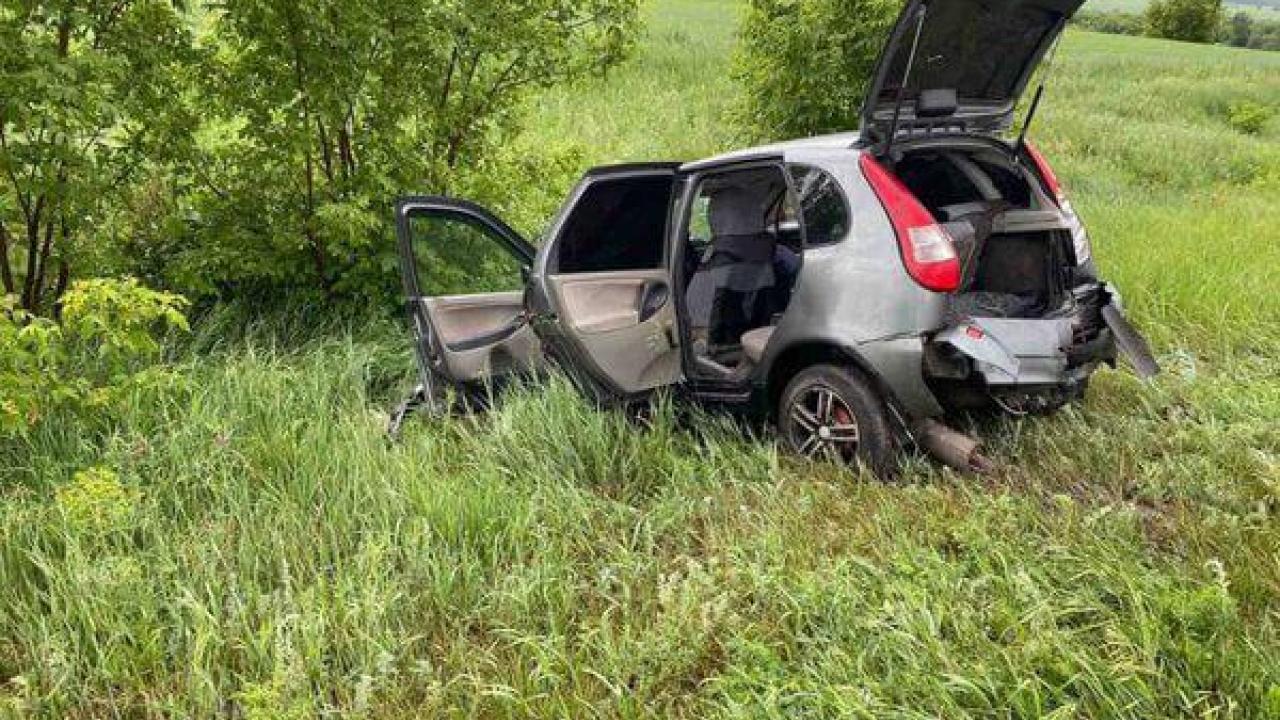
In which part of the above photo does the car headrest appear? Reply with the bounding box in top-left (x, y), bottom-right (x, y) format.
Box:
top-left (708, 185), bottom-right (765, 237)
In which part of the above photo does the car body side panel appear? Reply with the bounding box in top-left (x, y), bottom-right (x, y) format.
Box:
top-left (755, 147), bottom-right (949, 418)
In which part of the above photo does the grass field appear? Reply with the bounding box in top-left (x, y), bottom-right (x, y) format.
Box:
top-left (3, 1), bottom-right (1280, 717)
top-left (1087, 0), bottom-right (1280, 19)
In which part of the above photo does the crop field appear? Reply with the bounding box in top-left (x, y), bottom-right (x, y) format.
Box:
top-left (2, 0), bottom-right (1279, 717)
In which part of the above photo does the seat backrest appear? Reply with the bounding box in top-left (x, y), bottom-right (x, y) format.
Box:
top-left (702, 186), bottom-right (777, 345)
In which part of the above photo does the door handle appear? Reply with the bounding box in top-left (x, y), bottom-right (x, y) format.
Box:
top-left (638, 281), bottom-right (670, 323)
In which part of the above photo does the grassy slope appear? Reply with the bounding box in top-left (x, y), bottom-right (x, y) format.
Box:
top-left (3, 3), bottom-right (1280, 717)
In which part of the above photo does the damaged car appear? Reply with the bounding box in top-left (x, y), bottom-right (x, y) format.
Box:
top-left (390, 0), bottom-right (1158, 473)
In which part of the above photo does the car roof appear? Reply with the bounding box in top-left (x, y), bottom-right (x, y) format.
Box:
top-left (582, 161), bottom-right (683, 177)
top-left (680, 131), bottom-right (863, 172)
top-left (578, 132), bottom-right (864, 181)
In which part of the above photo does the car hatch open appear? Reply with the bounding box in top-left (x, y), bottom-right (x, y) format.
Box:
top-left (860, 0), bottom-right (1085, 139)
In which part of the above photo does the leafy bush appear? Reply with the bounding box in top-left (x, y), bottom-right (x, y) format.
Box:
top-left (0, 0), bottom-right (195, 316)
top-left (1227, 12), bottom-right (1280, 50)
top-left (733, 0), bottom-right (902, 142)
top-left (54, 467), bottom-right (140, 535)
top-left (1146, 0), bottom-right (1223, 43)
top-left (0, 278), bottom-right (188, 436)
top-left (163, 0), bottom-right (639, 308)
top-left (1073, 10), bottom-right (1148, 36)
top-left (2, 0), bottom-right (641, 316)
top-left (1226, 100), bottom-right (1274, 134)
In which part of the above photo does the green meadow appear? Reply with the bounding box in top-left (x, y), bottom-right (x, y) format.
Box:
top-left (2, 1), bottom-right (1279, 716)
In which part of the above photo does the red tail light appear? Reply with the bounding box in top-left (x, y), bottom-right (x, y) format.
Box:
top-left (858, 154), bottom-right (960, 293)
top-left (1023, 140), bottom-right (1064, 205)
top-left (1023, 140), bottom-right (1092, 264)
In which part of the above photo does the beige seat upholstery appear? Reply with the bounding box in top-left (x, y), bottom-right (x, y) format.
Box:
top-left (741, 326), bottom-right (776, 365)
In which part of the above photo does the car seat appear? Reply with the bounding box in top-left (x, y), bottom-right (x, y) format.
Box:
top-left (695, 185), bottom-right (777, 348)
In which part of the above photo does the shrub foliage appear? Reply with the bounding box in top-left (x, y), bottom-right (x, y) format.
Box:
top-left (1, 0), bottom-right (640, 314)
top-left (1145, 0), bottom-right (1224, 42)
top-left (733, 0), bottom-right (901, 142)
top-left (0, 278), bottom-right (188, 436)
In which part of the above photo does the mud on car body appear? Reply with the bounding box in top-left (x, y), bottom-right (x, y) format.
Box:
top-left (389, 0), bottom-right (1158, 473)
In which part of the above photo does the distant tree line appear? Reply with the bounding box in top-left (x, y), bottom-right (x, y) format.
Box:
top-left (0, 0), bottom-right (640, 317)
top-left (1073, 2), bottom-right (1280, 50)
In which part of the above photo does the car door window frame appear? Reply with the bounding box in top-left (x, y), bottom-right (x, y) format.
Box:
top-left (396, 196), bottom-right (535, 301)
top-left (669, 158), bottom-right (806, 390)
top-left (394, 196), bottom-right (536, 388)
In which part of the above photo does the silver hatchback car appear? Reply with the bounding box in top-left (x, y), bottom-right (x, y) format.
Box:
top-left (391, 0), bottom-right (1157, 473)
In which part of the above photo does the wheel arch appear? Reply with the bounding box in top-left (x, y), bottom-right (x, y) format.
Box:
top-left (762, 340), bottom-right (908, 427)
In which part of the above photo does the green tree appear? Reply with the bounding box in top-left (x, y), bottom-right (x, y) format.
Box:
top-left (176, 0), bottom-right (638, 304)
top-left (1145, 0), bottom-right (1223, 43)
top-left (0, 0), bottom-right (196, 315)
top-left (1226, 11), bottom-right (1253, 46)
top-left (733, 0), bottom-right (901, 142)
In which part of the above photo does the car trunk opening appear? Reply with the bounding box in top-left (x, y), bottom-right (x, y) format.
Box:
top-left (890, 143), bottom-right (1075, 318)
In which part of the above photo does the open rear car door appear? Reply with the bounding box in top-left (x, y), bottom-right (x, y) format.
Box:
top-left (528, 166), bottom-right (684, 405)
top-left (390, 197), bottom-right (543, 433)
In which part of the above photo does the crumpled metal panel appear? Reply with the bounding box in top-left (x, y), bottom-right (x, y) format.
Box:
top-left (938, 316), bottom-right (1075, 385)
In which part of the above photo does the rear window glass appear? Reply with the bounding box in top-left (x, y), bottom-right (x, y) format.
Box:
top-left (788, 165), bottom-right (849, 246)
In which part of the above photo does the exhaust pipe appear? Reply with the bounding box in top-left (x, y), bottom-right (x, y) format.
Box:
top-left (914, 418), bottom-right (995, 474)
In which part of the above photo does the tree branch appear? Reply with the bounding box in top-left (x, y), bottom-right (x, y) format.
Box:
top-left (0, 119), bottom-right (33, 223)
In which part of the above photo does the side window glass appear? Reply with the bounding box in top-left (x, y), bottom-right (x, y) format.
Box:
top-left (687, 195), bottom-right (711, 245)
top-left (553, 175), bottom-right (674, 273)
top-left (788, 165), bottom-right (850, 246)
top-left (409, 212), bottom-right (526, 296)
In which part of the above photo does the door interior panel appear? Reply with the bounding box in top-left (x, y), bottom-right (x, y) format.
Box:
top-left (557, 278), bottom-right (646, 334)
top-left (421, 294), bottom-right (542, 382)
top-left (547, 269), bottom-right (680, 395)
top-left (396, 198), bottom-right (543, 391)
top-left (424, 292), bottom-right (524, 348)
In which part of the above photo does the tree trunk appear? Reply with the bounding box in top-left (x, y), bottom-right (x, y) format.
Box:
top-left (51, 259), bottom-right (69, 320)
top-left (31, 210), bottom-right (58, 314)
top-left (316, 117), bottom-right (335, 184)
top-left (21, 195), bottom-right (45, 311)
top-left (291, 41), bottom-right (331, 297)
top-left (0, 222), bottom-right (14, 295)
top-left (338, 104), bottom-right (356, 180)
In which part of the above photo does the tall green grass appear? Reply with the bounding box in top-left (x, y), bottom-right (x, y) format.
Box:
top-left (2, 2), bottom-right (1279, 717)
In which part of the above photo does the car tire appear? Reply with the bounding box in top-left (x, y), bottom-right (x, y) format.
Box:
top-left (777, 364), bottom-right (895, 475)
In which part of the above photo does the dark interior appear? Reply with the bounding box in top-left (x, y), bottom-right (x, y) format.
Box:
top-left (954, 230), bottom-right (1069, 317)
top-left (894, 147), bottom-right (1067, 318)
top-left (554, 175), bottom-right (673, 273)
top-left (682, 166), bottom-right (801, 375)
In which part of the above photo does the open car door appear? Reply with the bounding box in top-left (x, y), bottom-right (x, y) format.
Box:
top-left (528, 166), bottom-right (684, 405)
top-left (392, 197), bottom-right (543, 429)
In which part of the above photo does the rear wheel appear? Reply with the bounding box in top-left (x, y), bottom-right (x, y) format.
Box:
top-left (778, 364), bottom-right (894, 474)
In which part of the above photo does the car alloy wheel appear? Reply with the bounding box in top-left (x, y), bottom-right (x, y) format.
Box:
top-left (778, 363), bottom-right (895, 475)
top-left (786, 383), bottom-right (861, 463)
